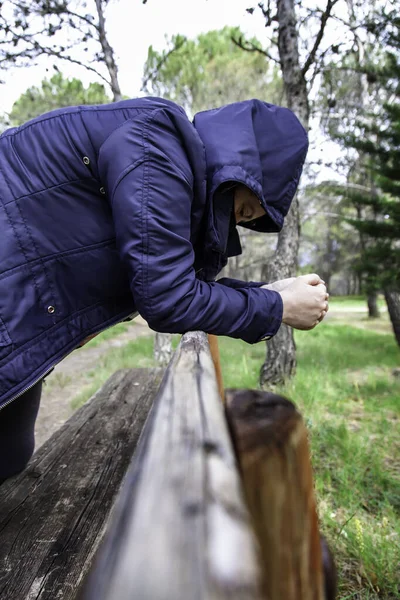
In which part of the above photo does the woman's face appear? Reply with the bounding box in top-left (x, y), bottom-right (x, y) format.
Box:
top-left (234, 185), bottom-right (266, 224)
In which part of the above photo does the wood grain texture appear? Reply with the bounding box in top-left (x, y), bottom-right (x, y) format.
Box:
top-left (82, 331), bottom-right (261, 600)
top-left (0, 368), bottom-right (163, 600)
top-left (225, 389), bottom-right (325, 600)
top-left (208, 334), bottom-right (224, 402)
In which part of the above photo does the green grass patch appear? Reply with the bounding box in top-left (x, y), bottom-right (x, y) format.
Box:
top-left (70, 335), bottom-right (155, 410)
top-left (277, 325), bottom-right (400, 599)
top-left (326, 295), bottom-right (391, 336)
top-left (219, 324), bottom-right (400, 597)
top-left (330, 294), bottom-right (387, 313)
top-left (85, 321), bottom-right (129, 345)
top-left (330, 294), bottom-right (386, 307)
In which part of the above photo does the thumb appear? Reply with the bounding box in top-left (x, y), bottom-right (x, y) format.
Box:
top-left (300, 273), bottom-right (323, 286)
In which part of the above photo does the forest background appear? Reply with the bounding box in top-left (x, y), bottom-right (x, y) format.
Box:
top-left (0, 1), bottom-right (399, 598)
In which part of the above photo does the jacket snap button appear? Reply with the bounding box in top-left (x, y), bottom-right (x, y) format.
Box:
top-left (47, 306), bottom-right (55, 314)
top-left (83, 156), bottom-right (90, 165)
top-left (99, 187), bottom-right (105, 195)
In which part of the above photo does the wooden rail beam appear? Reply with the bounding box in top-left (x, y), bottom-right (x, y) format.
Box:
top-left (82, 332), bottom-right (261, 600)
top-left (208, 333), bottom-right (224, 401)
top-left (0, 368), bottom-right (163, 600)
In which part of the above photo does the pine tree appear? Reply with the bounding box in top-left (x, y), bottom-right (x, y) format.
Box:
top-left (344, 13), bottom-right (400, 345)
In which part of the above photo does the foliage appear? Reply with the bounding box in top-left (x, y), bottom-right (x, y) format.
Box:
top-left (315, 0), bottom-right (398, 134)
top-left (9, 72), bottom-right (110, 125)
top-left (0, 115), bottom-right (9, 133)
top-left (341, 13), bottom-right (400, 291)
top-left (298, 183), bottom-right (361, 291)
top-left (307, 3), bottom-right (400, 304)
top-left (142, 26), bottom-right (283, 115)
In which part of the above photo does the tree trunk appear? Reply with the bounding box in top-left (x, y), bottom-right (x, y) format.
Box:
top-left (367, 290), bottom-right (380, 318)
top-left (95, 0), bottom-right (123, 102)
top-left (384, 288), bottom-right (400, 347)
top-left (260, 203), bottom-right (300, 385)
top-left (260, 0), bottom-right (309, 387)
top-left (154, 332), bottom-right (173, 365)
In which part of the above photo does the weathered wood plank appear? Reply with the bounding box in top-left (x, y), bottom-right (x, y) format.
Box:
top-left (225, 389), bottom-right (328, 600)
top-left (207, 334), bottom-right (224, 401)
top-left (82, 331), bottom-right (261, 600)
top-left (0, 368), bottom-right (163, 600)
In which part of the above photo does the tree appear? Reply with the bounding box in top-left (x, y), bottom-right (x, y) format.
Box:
top-left (316, 2), bottom-right (399, 335)
top-left (342, 14), bottom-right (400, 345)
top-left (298, 183), bottom-right (360, 292)
top-left (9, 72), bottom-right (110, 125)
top-left (0, 0), bottom-right (122, 100)
top-left (142, 27), bottom-right (283, 115)
top-left (315, 0), bottom-right (396, 317)
top-left (236, 0), bottom-right (340, 385)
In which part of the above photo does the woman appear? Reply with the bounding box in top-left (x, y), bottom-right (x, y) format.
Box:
top-left (0, 97), bottom-right (328, 481)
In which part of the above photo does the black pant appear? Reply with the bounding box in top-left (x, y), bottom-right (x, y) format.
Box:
top-left (0, 381), bottom-right (42, 482)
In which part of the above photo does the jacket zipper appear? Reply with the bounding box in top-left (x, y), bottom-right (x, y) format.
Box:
top-left (0, 310), bottom-right (139, 412)
top-left (0, 364), bottom-right (56, 412)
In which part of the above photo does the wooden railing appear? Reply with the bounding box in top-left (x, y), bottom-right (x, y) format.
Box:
top-left (81, 331), bottom-right (336, 600)
top-left (0, 331), bottom-right (336, 599)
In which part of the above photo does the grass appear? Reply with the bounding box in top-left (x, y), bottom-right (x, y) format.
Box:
top-left (329, 295), bottom-right (387, 310)
top-left (70, 335), bottom-right (155, 410)
top-left (84, 321), bottom-right (130, 346)
top-left (70, 296), bottom-right (400, 598)
top-left (279, 325), bottom-right (400, 599)
top-left (327, 295), bottom-right (391, 336)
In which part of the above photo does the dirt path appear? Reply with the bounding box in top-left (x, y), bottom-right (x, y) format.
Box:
top-left (35, 318), bottom-right (153, 448)
top-left (34, 305), bottom-right (392, 449)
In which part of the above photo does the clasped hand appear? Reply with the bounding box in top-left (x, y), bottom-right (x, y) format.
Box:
top-left (262, 274), bottom-right (329, 330)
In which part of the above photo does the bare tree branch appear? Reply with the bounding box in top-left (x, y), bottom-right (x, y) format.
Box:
top-left (331, 13), bottom-right (367, 34)
top-left (41, 47), bottom-right (111, 85)
top-left (61, 8), bottom-right (99, 31)
top-left (301, 0), bottom-right (340, 77)
top-left (231, 34), bottom-right (279, 64)
top-left (307, 43), bottom-right (345, 93)
top-left (0, 0), bottom-right (120, 99)
top-left (94, 0), bottom-right (121, 100)
top-left (0, 13), bottom-right (108, 85)
top-left (256, 1), bottom-right (278, 26)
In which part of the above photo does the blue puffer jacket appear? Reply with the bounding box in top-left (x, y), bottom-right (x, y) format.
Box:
top-left (0, 97), bottom-right (308, 408)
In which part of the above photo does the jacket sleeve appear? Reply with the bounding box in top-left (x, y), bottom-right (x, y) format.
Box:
top-left (217, 277), bottom-right (267, 289)
top-left (100, 109), bottom-right (283, 344)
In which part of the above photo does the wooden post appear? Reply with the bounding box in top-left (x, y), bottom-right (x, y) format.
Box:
top-left (82, 332), bottom-right (261, 600)
top-left (208, 333), bottom-right (224, 401)
top-left (225, 389), bottom-right (326, 600)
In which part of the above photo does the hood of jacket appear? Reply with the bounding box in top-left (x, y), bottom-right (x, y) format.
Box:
top-left (193, 99), bottom-right (309, 236)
